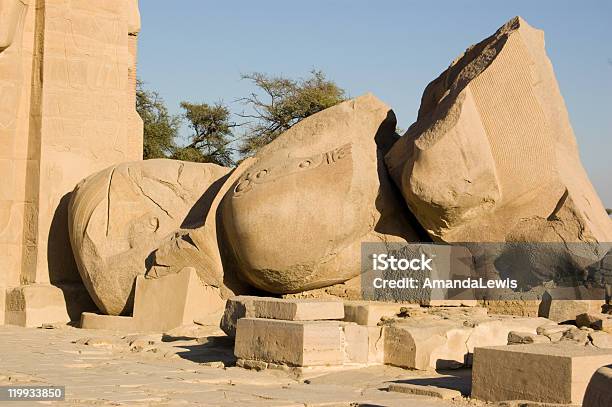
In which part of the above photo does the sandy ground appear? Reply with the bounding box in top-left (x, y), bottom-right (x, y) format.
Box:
top-left (0, 324), bottom-right (478, 406)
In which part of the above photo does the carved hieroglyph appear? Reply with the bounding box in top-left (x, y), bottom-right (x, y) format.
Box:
top-left (68, 159), bottom-right (230, 315)
top-left (221, 94), bottom-right (421, 294)
top-left (385, 17), bottom-right (612, 253)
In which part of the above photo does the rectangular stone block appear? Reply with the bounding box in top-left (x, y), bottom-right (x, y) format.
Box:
top-left (472, 343), bottom-right (612, 404)
top-left (234, 318), bottom-right (344, 367)
top-left (343, 301), bottom-right (418, 326)
top-left (221, 296), bottom-right (344, 338)
top-left (252, 297), bottom-right (344, 321)
top-left (384, 321), bottom-right (472, 370)
top-left (539, 288), bottom-right (604, 323)
top-left (133, 267), bottom-right (225, 332)
top-left (4, 284), bottom-right (70, 327)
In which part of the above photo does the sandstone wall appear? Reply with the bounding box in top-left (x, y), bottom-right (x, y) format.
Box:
top-left (0, 0), bottom-right (142, 323)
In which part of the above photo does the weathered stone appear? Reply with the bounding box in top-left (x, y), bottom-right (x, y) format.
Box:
top-left (68, 159), bottom-right (229, 315)
top-left (427, 300), bottom-right (479, 307)
top-left (133, 267), bottom-right (225, 332)
top-left (80, 312), bottom-right (137, 332)
top-left (576, 313), bottom-right (612, 332)
top-left (367, 326), bottom-right (385, 364)
top-left (220, 296), bottom-right (344, 338)
top-left (5, 285), bottom-right (70, 327)
top-left (221, 94), bottom-right (421, 294)
top-left (384, 320), bottom-right (471, 370)
top-left (385, 17), bottom-right (612, 274)
top-left (589, 332), bottom-right (612, 349)
top-left (236, 359), bottom-right (269, 371)
top-left (472, 343), bottom-right (612, 404)
top-left (560, 328), bottom-right (589, 345)
top-left (508, 331), bottom-right (550, 344)
top-left (583, 365), bottom-right (612, 407)
top-left (201, 361), bottom-right (225, 369)
top-left (536, 324), bottom-right (573, 342)
top-left (147, 157), bottom-right (256, 300)
top-left (0, 288), bottom-right (5, 325)
top-left (343, 301), bottom-right (418, 326)
top-left (384, 315), bottom-right (552, 370)
top-left (234, 318), bottom-right (344, 367)
top-left (83, 336), bottom-right (124, 349)
top-left (252, 298), bottom-right (344, 321)
top-left (220, 296), bottom-right (258, 338)
top-left (388, 383), bottom-right (462, 400)
top-left (80, 268), bottom-right (224, 332)
top-left (480, 299), bottom-right (541, 317)
top-left (465, 317), bottom-right (551, 356)
top-left (539, 289), bottom-right (604, 323)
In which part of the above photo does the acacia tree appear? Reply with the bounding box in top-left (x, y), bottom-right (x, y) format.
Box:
top-left (173, 101), bottom-right (236, 166)
top-left (237, 70), bottom-right (346, 156)
top-left (137, 80), bottom-right (181, 159)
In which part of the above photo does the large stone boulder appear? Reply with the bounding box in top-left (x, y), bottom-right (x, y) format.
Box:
top-left (385, 17), bottom-right (612, 281)
top-left (385, 17), bottom-right (612, 244)
top-left (220, 94), bottom-right (421, 294)
top-left (68, 159), bottom-right (230, 315)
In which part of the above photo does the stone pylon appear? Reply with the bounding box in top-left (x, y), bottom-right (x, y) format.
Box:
top-left (0, 0), bottom-right (143, 326)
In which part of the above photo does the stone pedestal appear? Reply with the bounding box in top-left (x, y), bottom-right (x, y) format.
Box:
top-left (80, 268), bottom-right (225, 332)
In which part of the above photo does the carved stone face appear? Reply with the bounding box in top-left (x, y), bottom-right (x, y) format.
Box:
top-left (0, 0), bottom-right (27, 52)
top-left (69, 159), bottom-right (230, 315)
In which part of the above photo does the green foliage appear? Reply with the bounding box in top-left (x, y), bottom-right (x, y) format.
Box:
top-left (137, 80), bottom-right (181, 159)
top-left (175, 102), bottom-right (235, 166)
top-left (607, 208), bottom-right (612, 215)
top-left (139, 69), bottom-right (345, 165)
top-left (238, 70), bottom-right (346, 156)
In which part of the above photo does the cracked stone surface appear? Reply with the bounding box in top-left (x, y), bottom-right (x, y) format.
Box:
top-left (0, 324), bottom-right (476, 406)
top-left (68, 159), bottom-right (233, 316)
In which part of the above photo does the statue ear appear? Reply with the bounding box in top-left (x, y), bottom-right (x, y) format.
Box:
top-left (0, 0), bottom-right (27, 53)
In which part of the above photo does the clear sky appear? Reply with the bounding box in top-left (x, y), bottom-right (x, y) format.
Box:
top-left (138, 0), bottom-right (611, 206)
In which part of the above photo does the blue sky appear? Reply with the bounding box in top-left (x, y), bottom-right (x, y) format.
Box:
top-left (138, 0), bottom-right (611, 205)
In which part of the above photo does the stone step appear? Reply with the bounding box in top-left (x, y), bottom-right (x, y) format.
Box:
top-left (221, 296), bottom-right (344, 337)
